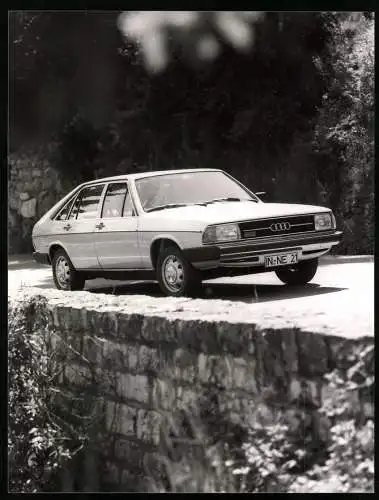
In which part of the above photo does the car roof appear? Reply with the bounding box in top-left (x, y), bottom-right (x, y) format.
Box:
top-left (83, 168), bottom-right (222, 186)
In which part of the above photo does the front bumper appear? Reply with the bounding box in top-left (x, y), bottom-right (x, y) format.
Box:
top-left (33, 252), bottom-right (50, 265)
top-left (184, 230), bottom-right (343, 270)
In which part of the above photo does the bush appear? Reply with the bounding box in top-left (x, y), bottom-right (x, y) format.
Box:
top-left (8, 295), bottom-right (74, 492)
top-left (289, 344), bottom-right (374, 493)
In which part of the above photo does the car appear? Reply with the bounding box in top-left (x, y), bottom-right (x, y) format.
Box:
top-left (32, 168), bottom-right (343, 297)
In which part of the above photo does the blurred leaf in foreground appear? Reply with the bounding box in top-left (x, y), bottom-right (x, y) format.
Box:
top-left (118, 11), bottom-right (265, 73)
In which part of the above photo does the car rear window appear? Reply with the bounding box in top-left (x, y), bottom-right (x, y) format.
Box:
top-left (69, 184), bottom-right (105, 220)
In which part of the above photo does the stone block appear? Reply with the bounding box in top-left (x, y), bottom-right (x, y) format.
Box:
top-left (215, 322), bottom-right (254, 356)
top-left (67, 307), bottom-right (86, 333)
top-left (138, 345), bottom-right (161, 374)
top-left (83, 335), bottom-right (105, 365)
top-left (55, 305), bottom-right (74, 332)
top-left (296, 331), bottom-right (328, 377)
top-left (9, 196), bottom-right (19, 210)
top-left (89, 311), bottom-right (118, 337)
top-left (97, 369), bottom-right (118, 396)
top-left (65, 363), bottom-right (92, 387)
top-left (362, 401), bottom-right (374, 419)
top-left (152, 378), bottom-right (176, 410)
top-left (119, 469), bottom-right (144, 492)
top-left (114, 438), bottom-right (144, 467)
top-left (198, 353), bottom-right (233, 389)
top-left (175, 386), bottom-right (201, 411)
top-left (217, 391), bottom-right (242, 415)
top-left (118, 313), bottom-right (144, 341)
top-left (289, 377), bottom-right (321, 408)
top-left (116, 373), bottom-right (150, 405)
top-left (20, 198), bottom-right (36, 218)
top-left (105, 400), bottom-right (137, 436)
top-left (255, 330), bottom-right (287, 393)
top-left (231, 356), bottom-right (258, 394)
top-left (173, 348), bottom-right (198, 383)
top-left (136, 409), bottom-right (163, 445)
top-left (175, 319), bottom-right (204, 351)
top-left (19, 192), bottom-right (30, 201)
top-left (101, 460), bottom-right (120, 486)
top-left (141, 316), bottom-right (177, 343)
top-left (103, 341), bottom-right (138, 372)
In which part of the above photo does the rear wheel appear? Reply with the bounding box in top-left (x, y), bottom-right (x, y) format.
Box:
top-left (275, 258), bottom-right (318, 286)
top-left (52, 249), bottom-right (86, 291)
top-left (156, 246), bottom-right (201, 297)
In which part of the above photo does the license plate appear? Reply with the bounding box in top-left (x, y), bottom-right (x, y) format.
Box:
top-left (264, 253), bottom-right (298, 268)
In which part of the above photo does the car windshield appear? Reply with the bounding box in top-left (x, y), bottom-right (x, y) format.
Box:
top-left (135, 171), bottom-right (258, 212)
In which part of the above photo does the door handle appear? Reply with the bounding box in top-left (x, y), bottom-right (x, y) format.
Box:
top-left (63, 224), bottom-right (72, 231)
top-left (95, 222), bottom-right (105, 230)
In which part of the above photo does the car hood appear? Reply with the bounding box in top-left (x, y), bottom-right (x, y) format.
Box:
top-left (145, 201), bottom-right (330, 225)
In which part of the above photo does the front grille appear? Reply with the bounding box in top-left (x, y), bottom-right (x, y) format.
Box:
top-left (239, 215), bottom-right (315, 239)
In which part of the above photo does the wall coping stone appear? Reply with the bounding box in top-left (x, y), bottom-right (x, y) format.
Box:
top-left (9, 286), bottom-right (373, 341)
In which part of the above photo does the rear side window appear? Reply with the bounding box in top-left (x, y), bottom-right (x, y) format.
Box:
top-left (102, 183), bottom-right (127, 218)
top-left (55, 197), bottom-right (76, 221)
top-left (101, 183), bottom-right (135, 218)
top-left (69, 184), bottom-right (105, 220)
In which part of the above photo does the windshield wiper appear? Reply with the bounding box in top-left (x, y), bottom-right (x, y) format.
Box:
top-left (204, 197), bottom-right (257, 205)
top-left (145, 202), bottom-right (206, 213)
top-left (145, 203), bottom-right (189, 213)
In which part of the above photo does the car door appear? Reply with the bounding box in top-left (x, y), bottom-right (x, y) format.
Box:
top-left (93, 181), bottom-right (142, 269)
top-left (62, 183), bottom-right (106, 269)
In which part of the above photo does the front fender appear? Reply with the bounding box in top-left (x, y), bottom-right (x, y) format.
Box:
top-left (150, 233), bottom-right (185, 250)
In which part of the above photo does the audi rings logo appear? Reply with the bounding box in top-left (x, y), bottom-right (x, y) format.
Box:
top-left (270, 222), bottom-right (291, 232)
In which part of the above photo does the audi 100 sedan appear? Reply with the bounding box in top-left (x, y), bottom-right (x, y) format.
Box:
top-left (32, 169), bottom-right (343, 297)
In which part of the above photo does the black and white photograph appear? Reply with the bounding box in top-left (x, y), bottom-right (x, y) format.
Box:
top-left (8, 10), bottom-right (374, 493)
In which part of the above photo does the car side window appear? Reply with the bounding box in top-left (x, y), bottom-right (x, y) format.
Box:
top-left (69, 184), bottom-right (105, 220)
top-left (101, 183), bottom-right (128, 218)
top-left (55, 196), bottom-right (76, 221)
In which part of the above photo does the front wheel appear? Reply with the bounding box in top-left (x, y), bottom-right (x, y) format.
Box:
top-left (275, 258), bottom-right (318, 286)
top-left (52, 249), bottom-right (86, 291)
top-left (156, 246), bottom-right (201, 297)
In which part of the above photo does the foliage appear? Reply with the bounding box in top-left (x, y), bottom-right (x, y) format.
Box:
top-left (289, 344), bottom-right (374, 493)
top-left (8, 294), bottom-right (96, 492)
top-left (118, 11), bottom-right (265, 73)
top-left (311, 13), bottom-right (374, 254)
top-left (8, 296), bottom-right (71, 492)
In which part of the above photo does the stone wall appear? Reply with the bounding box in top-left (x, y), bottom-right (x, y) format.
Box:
top-left (9, 288), bottom-right (374, 492)
top-left (8, 148), bottom-right (76, 254)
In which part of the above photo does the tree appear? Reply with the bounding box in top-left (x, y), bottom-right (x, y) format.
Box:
top-left (311, 13), bottom-right (374, 253)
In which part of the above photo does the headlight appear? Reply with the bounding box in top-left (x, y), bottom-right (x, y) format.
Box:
top-left (203, 223), bottom-right (241, 244)
top-left (314, 212), bottom-right (334, 231)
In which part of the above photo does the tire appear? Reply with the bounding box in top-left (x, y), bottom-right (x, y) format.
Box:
top-left (52, 248), bottom-right (86, 291)
top-left (156, 246), bottom-right (201, 297)
top-left (275, 258), bottom-right (318, 286)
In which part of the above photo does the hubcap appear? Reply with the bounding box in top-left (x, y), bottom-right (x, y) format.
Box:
top-left (162, 255), bottom-right (184, 292)
top-left (55, 255), bottom-right (71, 288)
